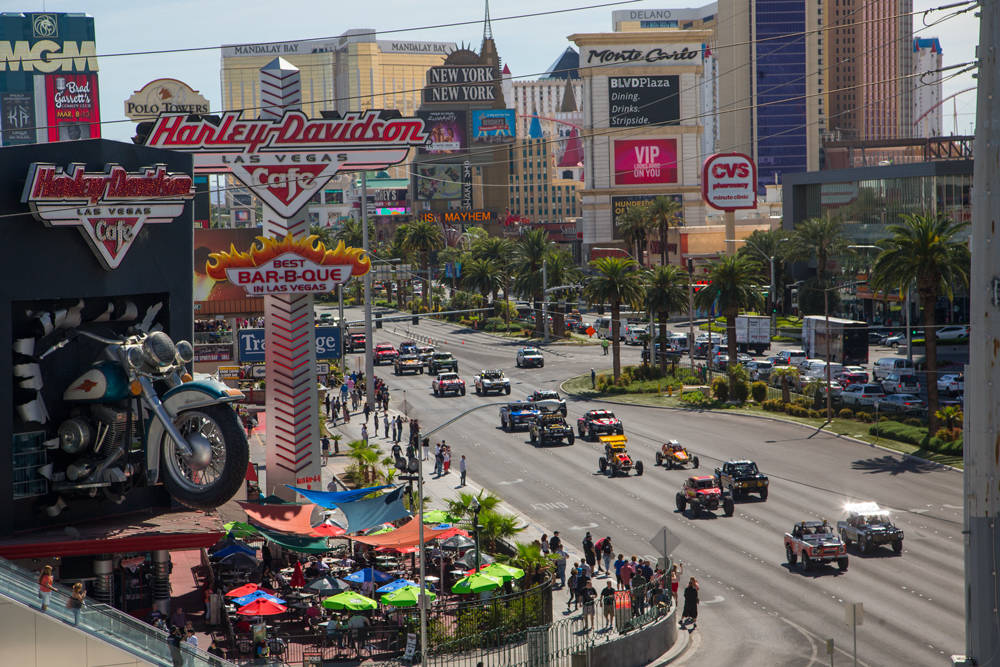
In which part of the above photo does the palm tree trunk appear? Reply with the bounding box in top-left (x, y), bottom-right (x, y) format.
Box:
top-left (660, 221), bottom-right (667, 266)
top-left (658, 311), bottom-right (669, 376)
top-left (920, 288), bottom-right (940, 433)
top-left (424, 254), bottom-right (431, 309)
top-left (611, 299), bottom-right (622, 381)
top-left (726, 312), bottom-right (739, 394)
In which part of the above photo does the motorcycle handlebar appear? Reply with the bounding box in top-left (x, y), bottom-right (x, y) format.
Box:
top-left (36, 329), bottom-right (124, 360)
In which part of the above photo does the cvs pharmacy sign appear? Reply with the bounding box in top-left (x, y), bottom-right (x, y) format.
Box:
top-left (702, 153), bottom-right (757, 211)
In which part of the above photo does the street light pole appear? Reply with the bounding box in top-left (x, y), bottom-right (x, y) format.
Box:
top-left (687, 259), bottom-right (695, 373)
top-left (542, 259), bottom-right (549, 343)
top-left (471, 497), bottom-right (482, 573)
top-left (361, 172), bottom-right (375, 407)
top-left (825, 288), bottom-right (832, 423)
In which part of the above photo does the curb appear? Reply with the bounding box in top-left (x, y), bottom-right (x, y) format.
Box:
top-left (559, 378), bottom-right (962, 474)
top-left (647, 624), bottom-right (694, 666)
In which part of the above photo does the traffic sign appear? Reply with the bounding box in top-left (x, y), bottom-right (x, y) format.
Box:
top-left (649, 525), bottom-right (680, 557)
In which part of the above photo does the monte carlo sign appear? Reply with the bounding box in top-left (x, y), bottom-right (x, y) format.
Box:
top-left (144, 110), bottom-right (429, 217)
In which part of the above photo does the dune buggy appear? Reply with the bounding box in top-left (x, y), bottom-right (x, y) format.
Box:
top-left (656, 440), bottom-right (699, 469)
top-left (597, 435), bottom-right (644, 477)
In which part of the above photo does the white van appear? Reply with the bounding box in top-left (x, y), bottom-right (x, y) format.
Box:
top-left (624, 323), bottom-right (647, 345)
top-left (803, 361), bottom-right (845, 380)
top-left (873, 357), bottom-right (915, 381)
top-left (594, 317), bottom-right (613, 339)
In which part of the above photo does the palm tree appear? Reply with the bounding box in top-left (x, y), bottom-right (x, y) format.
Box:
top-left (386, 226), bottom-right (417, 308)
top-left (542, 248), bottom-right (582, 337)
top-left (334, 218), bottom-right (374, 249)
top-left (617, 205), bottom-right (655, 267)
top-left (736, 229), bottom-right (789, 312)
top-left (512, 228), bottom-right (551, 335)
top-left (645, 265), bottom-right (688, 375)
top-left (478, 509), bottom-right (525, 551)
top-left (460, 257), bottom-right (500, 306)
top-left (870, 213), bottom-right (970, 433)
top-left (647, 196), bottom-right (683, 266)
top-left (347, 440), bottom-right (381, 484)
top-left (786, 217), bottom-right (848, 302)
top-left (694, 256), bottom-right (763, 394)
top-left (446, 490), bottom-right (502, 523)
top-left (502, 542), bottom-right (554, 586)
top-left (771, 366), bottom-right (799, 404)
top-left (584, 256), bottom-right (645, 381)
top-left (400, 218), bottom-right (444, 308)
top-left (471, 236), bottom-right (515, 314)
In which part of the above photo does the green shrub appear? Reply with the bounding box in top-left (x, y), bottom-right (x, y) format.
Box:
top-left (680, 389), bottom-right (714, 408)
top-left (838, 408), bottom-right (854, 419)
top-left (808, 409), bottom-right (822, 419)
top-left (711, 377), bottom-right (729, 402)
top-left (793, 397), bottom-right (812, 409)
top-left (750, 381), bottom-right (767, 403)
top-left (904, 417), bottom-right (924, 427)
top-left (731, 379), bottom-right (750, 403)
top-left (856, 412), bottom-right (874, 423)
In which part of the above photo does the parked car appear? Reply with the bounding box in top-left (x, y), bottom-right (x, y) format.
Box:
top-left (834, 370), bottom-right (868, 388)
top-left (774, 349), bottom-right (806, 366)
top-left (936, 325), bottom-right (970, 342)
top-left (873, 358), bottom-right (914, 381)
top-left (840, 384), bottom-right (887, 407)
top-left (746, 360), bottom-right (774, 381)
top-left (883, 333), bottom-right (907, 348)
top-left (937, 373), bottom-right (964, 396)
top-left (879, 394), bottom-right (926, 415)
top-left (881, 372), bottom-right (922, 395)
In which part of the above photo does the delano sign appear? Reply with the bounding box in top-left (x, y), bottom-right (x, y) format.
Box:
top-left (0, 40), bottom-right (98, 72)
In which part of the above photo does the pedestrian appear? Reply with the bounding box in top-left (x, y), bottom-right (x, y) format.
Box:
top-left (434, 444), bottom-right (443, 476)
top-left (38, 565), bottom-right (55, 612)
top-left (363, 402), bottom-right (371, 425)
top-left (422, 437), bottom-right (430, 461)
top-left (614, 553), bottom-right (626, 589)
top-left (383, 412), bottom-right (390, 438)
top-left (442, 447), bottom-right (451, 474)
top-left (168, 627), bottom-right (184, 667)
top-left (582, 532), bottom-right (596, 571)
top-left (601, 338), bottom-right (609, 355)
top-left (554, 547), bottom-right (568, 588)
top-left (321, 435), bottom-right (330, 462)
top-left (185, 628), bottom-right (199, 650)
top-left (580, 579), bottom-right (597, 631)
top-left (361, 424), bottom-right (368, 446)
top-left (549, 531), bottom-right (562, 553)
top-left (66, 582), bottom-right (85, 624)
top-left (575, 566), bottom-right (588, 611)
top-left (681, 577), bottom-right (699, 627)
top-left (631, 565), bottom-right (647, 615)
top-left (566, 566), bottom-right (578, 610)
top-left (600, 537), bottom-right (614, 574)
top-left (459, 455), bottom-right (467, 486)
top-left (540, 534), bottom-right (550, 556)
top-left (591, 367), bottom-right (596, 388)
top-left (395, 417), bottom-right (404, 444)
top-left (390, 416), bottom-right (398, 443)
top-left (329, 400), bottom-right (338, 427)
top-left (669, 562), bottom-right (683, 604)
top-left (343, 402), bottom-right (350, 423)
top-left (619, 557), bottom-right (634, 590)
top-left (324, 392), bottom-right (331, 418)
top-left (601, 580), bottom-right (616, 628)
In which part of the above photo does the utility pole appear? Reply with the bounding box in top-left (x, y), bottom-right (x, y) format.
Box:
top-left (542, 259), bottom-right (549, 343)
top-left (964, 3), bottom-right (1000, 665)
top-left (361, 172), bottom-right (375, 407)
top-left (687, 259), bottom-right (695, 372)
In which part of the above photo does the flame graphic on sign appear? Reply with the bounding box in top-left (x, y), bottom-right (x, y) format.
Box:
top-left (205, 234), bottom-right (371, 280)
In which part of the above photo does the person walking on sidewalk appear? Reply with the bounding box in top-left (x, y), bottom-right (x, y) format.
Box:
top-left (442, 446), bottom-right (451, 474)
top-left (599, 536), bottom-right (614, 575)
top-left (681, 577), bottom-right (699, 628)
top-left (614, 553), bottom-right (626, 589)
top-left (382, 412), bottom-right (390, 438)
top-left (342, 402), bottom-right (350, 423)
top-left (324, 392), bottom-right (331, 418)
top-left (434, 444), bottom-right (444, 476)
top-left (566, 566), bottom-right (578, 611)
top-left (582, 533), bottom-right (596, 572)
top-left (459, 455), bottom-right (467, 486)
top-left (553, 547), bottom-right (568, 588)
top-left (363, 402), bottom-right (371, 425)
top-left (361, 424), bottom-right (369, 446)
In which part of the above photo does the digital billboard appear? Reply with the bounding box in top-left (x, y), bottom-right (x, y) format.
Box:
top-left (417, 110), bottom-right (466, 154)
top-left (0, 92), bottom-right (35, 145)
top-left (471, 109), bottom-right (516, 143)
top-left (613, 138), bottom-right (678, 186)
top-left (610, 194), bottom-right (683, 240)
top-left (414, 163), bottom-right (462, 200)
top-left (608, 76), bottom-right (679, 128)
top-left (43, 72), bottom-right (100, 142)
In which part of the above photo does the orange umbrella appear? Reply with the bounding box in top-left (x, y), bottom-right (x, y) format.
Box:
top-left (237, 598), bottom-right (287, 615)
top-left (377, 545), bottom-right (419, 554)
top-left (226, 583), bottom-right (260, 598)
top-left (290, 561), bottom-right (306, 588)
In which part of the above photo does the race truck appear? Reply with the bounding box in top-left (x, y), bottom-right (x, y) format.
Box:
top-left (577, 409), bottom-right (624, 439)
top-left (398, 341), bottom-right (418, 356)
top-left (394, 354), bottom-right (424, 375)
top-left (597, 435), bottom-right (644, 477)
top-left (345, 332), bottom-right (366, 353)
top-left (474, 369), bottom-right (511, 395)
top-left (432, 372), bottom-right (466, 397)
top-left (675, 475), bottom-right (733, 517)
top-left (416, 345), bottom-right (435, 364)
top-left (715, 460), bottom-right (769, 501)
top-left (529, 411), bottom-right (575, 446)
top-left (427, 352), bottom-right (458, 374)
top-left (499, 401), bottom-right (541, 432)
top-left (656, 440), bottom-right (699, 469)
top-left (837, 502), bottom-right (904, 555)
top-left (516, 347), bottom-right (545, 368)
top-left (528, 389), bottom-right (567, 416)
top-left (374, 343), bottom-right (399, 365)
top-left (784, 520), bottom-right (849, 572)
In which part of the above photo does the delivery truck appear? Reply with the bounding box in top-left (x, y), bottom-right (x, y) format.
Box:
top-left (734, 315), bottom-right (771, 355)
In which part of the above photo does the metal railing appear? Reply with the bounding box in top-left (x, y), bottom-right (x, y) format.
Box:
top-left (0, 558), bottom-right (233, 666)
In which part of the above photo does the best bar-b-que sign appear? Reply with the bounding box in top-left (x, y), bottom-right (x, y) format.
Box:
top-left (144, 110), bottom-right (429, 217)
top-left (21, 163), bottom-right (194, 269)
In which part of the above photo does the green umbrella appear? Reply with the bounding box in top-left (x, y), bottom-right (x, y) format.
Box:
top-left (365, 523), bottom-right (396, 536)
top-left (381, 585), bottom-right (437, 608)
top-left (451, 571), bottom-right (503, 595)
top-left (480, 562), bottom-right (525, 581)
top-left (322, 591), bottom-right (378, 611)
top-left (223, 521), bottom-right (261, 539)
top-left (422, 510), bottom-right (455, 524)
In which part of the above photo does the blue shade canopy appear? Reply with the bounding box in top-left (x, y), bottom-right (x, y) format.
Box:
top-left (343, 568), bottom-right (393, 584)
top-left (341, 487), bottom-right (411, 534)
top-left (376, 578), bottom-right (418, 594)
top-left (212, 543), bottom-right (256, 560)
top-left (233, 590), bottom-right (285, 606)
top-left (284, 484), bottom-right (391, 509)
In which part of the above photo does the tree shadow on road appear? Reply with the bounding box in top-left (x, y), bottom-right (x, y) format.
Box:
top-left (851, 454), bottom-right (943, 476)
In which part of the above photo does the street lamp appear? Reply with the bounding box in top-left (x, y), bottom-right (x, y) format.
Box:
top-left (470, 496), bottom-right (482, 573)
top-left (726, 237), bottom-right (788, 337)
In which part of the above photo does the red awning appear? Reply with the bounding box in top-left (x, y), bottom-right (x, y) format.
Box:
top-left (246, 462), bottom-right (259, 482)
top-left (239, 502), bottom-right (318, 536)
top-left (349, 517), bottom-right (454, 549)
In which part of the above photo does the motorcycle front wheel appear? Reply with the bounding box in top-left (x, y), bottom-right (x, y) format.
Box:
top-left (162, 404), bottom-right (249, 510)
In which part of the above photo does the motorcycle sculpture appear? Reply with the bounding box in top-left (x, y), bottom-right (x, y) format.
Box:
top-left (41, 328), bottom-right (250, 511)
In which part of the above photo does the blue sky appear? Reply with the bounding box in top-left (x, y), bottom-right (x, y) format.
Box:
top-left (38, 0), bottom-right (979, 141)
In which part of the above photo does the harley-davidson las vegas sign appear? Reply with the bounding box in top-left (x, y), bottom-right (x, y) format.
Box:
top-left (21, 163), bottom-right (194, 270)
top-left (143, 110), bottom-right (429, 217)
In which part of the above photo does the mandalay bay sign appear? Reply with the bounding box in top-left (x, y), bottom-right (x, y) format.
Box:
top-left (144, 110), bottom-right (429, 217)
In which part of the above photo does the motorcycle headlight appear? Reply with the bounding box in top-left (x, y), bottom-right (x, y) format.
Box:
top-left (142, 331), bottom-right (177, 369)
top-left (175, 340), bottom-right (194, 364)
top-left (126, 346), bottom-right (145, 369)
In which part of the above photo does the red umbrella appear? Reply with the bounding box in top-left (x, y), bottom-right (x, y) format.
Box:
top-left (312, 521), bottom-right (346, 538)
top-left (464, 564), bottom-right (491, 575)
top-left (290, 561), bottom-right (306, 589)
top-left (237, 598), bottom-right (287, 616)
top-left (226, 583), bottom-right (260, 598)
top-left (434, 527), bottom-right (470, 541)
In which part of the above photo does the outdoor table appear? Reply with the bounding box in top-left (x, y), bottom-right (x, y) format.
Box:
top-left (423, 576), bottom-right (440, 582)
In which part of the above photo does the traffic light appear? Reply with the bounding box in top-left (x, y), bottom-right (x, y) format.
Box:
top-left (375, 314), bottom-right (382, 329)
top-left (411, 315), bottom-right (419, 325)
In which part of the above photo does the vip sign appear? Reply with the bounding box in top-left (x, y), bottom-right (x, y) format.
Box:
top-left (21, 163), bottom-right (194, 269)
top-left (613, 139), bottom-right (678, 185)
top-left (702, 153), bottom-right (757, 211)
top-left (144, 110), bottom-right (429, 218)
top-left (207, 234), bottom-right (371, 295)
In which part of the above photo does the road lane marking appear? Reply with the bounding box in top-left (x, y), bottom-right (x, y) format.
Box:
top-left (569, 523), bottom-right (599, 530)
top-left (530, 502), bottom-right (568, 511)
top-left (498, 478), bottom-right (524, 485)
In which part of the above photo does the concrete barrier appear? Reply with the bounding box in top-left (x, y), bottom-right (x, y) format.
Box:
top-left (571, 606), bottom-right (678, 667)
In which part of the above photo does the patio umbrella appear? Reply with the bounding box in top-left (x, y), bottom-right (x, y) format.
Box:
top-left (212, 543), bottom-right (256, 560)
top-left (290, 561), bottom-right (306, 588)
top-left (311, 520), bottom-right (346, 538)
top-left (223, 521), bottom-right (261, 539)
top-left (225, 583), bottom-right (260, 598)
top-left (480, 562), bottom-right (525, 581)
top-left (305, 576), bottom-right (350, 594)
top-left (237, 598), bottom-right (287, 615)
top-left (421, 510), bottom-right (454, 524)
top-left (439, 534), bottom-right (475, 550)
top-left (376, 578), bottom-right (418, 594)
top-left (381, 585), bottom-right (437, 608)
top-left (376, 545), bottom-right (419, 554)
top-left (321, 591), bottom-right (378, 611)
top-left (451, 572), bottom-right (503, 595)
top-left (344, 568), bottom-right (393, 584)
top-left (454, 550), bottom-right (494, 569)
top-left (233, 590), bottom-right (286, 606)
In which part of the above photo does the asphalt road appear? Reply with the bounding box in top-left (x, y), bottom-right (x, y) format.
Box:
top-left (325, 307), bottom-right (964, 666)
